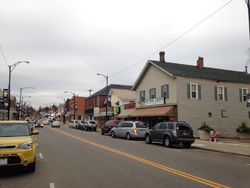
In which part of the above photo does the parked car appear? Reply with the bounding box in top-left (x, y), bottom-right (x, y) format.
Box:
top-left (69, 120), bottom-right (74, 128)
top-left (51, 121), bottom-right (60, 128)
top-left (145, 121), bottom-right (195, 148)
top-left (110, 121), bottom-right (148, 140)
top-left (0, 120), bottom-right (39, 172)
top-left (83, 120), bottom-right (97, 131)
top-left (35, 121), bottom-right (43, 128)
top-left (42, 119), bottom-right (50, 125)
top-left (73, 120), bottom-right (81, 129)
top-left (101, 120), bottom-right (122, 135)
top-left (79, 120), bottom-right (86, 130)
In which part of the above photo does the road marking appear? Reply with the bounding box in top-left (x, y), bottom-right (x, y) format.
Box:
top-left (36, 143), bottom-right (38, 146)
top-left (192, 144), bottom-right (206, 147)
top-left (50, 183), bottom-right (55, 188)
top-left (39, 153), bottom-right (43, 159)
top-left (169, 149), bottom-right (182, 152)
top-left (49, 127), bottom-right (230, 188)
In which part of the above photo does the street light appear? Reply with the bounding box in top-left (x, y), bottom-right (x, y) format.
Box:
top-left (57, 97), bottom-right (65, 103)
top-left (97, 73), bottom-right (108, 122)
top-left (21, 96), bottom-right (31, 120)
top-left (8, 61), bottom-right (30, 120)
top-left (64, 91), bottom-right (75, 120)
top-left (19, 87), bottom-right (35, 119)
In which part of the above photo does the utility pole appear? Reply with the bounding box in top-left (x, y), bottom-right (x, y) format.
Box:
top-left (246, 0), bottom-right (250, 40)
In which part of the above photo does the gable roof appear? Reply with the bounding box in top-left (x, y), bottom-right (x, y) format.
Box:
top-left (132, 60), bottom-right (250, 90)
top-left (109, 89), bottom-right (135, 101)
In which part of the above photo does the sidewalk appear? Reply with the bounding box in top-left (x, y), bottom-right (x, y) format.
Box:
top-left (192, 138), bottom-right (250, 157)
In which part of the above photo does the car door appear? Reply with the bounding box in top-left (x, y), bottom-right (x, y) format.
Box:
top-left (114, 122), bottom-right (123, 137)
top-left (158, 123), bottom-right (167, 140)
top-left (151, 123), bottom-right (161, 140)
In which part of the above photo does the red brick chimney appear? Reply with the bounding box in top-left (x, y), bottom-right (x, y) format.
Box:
top-left (159, 51), bottom-right (165, 62)
top-left (197, 57), bottom-right (204, 69)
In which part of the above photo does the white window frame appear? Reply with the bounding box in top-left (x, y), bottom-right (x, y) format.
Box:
top-left (242, 88), bottom-right (248, 102)
top-left (140, 91), bottom-right (145, 102)
top-left (190, 83), bottom-right (198, 99)
top-left (218, 86), bottom-right (224, 101)
top-left (150, 88), bottom-right (155, 99)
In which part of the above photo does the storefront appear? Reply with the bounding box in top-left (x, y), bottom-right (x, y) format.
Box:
top-left (130, 106), bottom-right (176, 128)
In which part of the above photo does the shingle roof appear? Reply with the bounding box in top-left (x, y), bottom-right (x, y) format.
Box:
top-left (89, 84), bottom-right (132, 98)
top-left (150, 60), bottom-right (250, 84)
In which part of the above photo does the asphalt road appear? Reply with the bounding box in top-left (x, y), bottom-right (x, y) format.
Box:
top-left (1, 124), bottom-right (250, 188)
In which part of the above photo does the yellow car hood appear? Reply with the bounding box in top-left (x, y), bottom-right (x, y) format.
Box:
top-left (0, 136), bottom-right (33, 145)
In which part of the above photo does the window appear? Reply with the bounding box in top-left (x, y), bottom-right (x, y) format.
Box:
top-left (168, 123), bottom-right (174, 129)
top-left (95, 97), bottom-right (98, 106)
top-left (214, 86), bottom-right (227, 101)
top-left (153, 123), bottom-right (161, 129)
top-left (149, 88), bottom-right (156, 99)
top-left (187, 83), bottom-right (201, 99)
top-left (208, 112), bottom-right (212, 117)
top-left (140, 90), bottom-right (145, 102)
top-left (160, 123), bottom-right (167, 129)
top-left (240, 88), bottom-right (248, 102)
top-left (161, 85), bottom-right (169, 99)
top-left (221, 110), bottom-right (227, 118)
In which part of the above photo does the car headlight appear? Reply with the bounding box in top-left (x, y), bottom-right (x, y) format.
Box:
top-left (19, 140), bottom-right (33, 149)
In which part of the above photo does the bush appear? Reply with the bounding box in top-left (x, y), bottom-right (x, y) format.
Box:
top-left (197, 122), bottom-right (214, 133)
top-left (236, 121), bottom-right (250, 133)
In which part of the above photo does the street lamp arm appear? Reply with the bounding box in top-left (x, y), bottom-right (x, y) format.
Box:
top-left (10, 61), bottom-right (29, 72)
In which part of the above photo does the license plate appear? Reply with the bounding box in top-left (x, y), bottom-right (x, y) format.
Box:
top-left (0, 158), bottom-right (8, 165)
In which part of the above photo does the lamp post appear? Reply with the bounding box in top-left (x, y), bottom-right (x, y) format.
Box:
top-left (21, 96), bottom-right (31, 120)
top-left (64, 91), bottom-right (75, 120)
top-left (8, 61), bottom-right (30, 120)
top-left (19, 87), bottom-right (34, 120)
top-left (97, 73), bottom-right (108, 122)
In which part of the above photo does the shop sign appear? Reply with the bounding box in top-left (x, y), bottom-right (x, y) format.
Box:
top-left (145, 97), bottom-right (164, 106)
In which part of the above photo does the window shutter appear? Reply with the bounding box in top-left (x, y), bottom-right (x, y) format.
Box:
top-left (154, 88), bottom-right (156, 98)
top-left (198, 85), bottom-right (201, 99)
top-left (214, 86), bottom-right (218, 101)
top-left (166, 85), bottom-right (169, 99)
top-left (143, 91), bottom-right (145, 101)
top-left (161, 86), bottom-right (163, 97)
top-left (140, 91), bottom-right (142, 101)
top-left (187, 84), bottom-right (190, 99)
top-left (149, 89), bottom-right (151, 99)
top-left (224, 87), bottom-right (228, 101)
top-left (239, 88), bottom-right (242, 102)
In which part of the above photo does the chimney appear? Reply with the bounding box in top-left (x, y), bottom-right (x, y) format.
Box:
top-left (197, 56), bottom-right (204, 69)
top-left (159, 51), bottom-right (165, 62)
top-left (245, 66), bottom-right (248, 74)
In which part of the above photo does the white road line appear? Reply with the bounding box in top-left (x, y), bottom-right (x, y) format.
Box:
top-left (36, 143), bottom-right (38, 146)
top-left (169, 149), bottom-right (182, 152)
top-left (50, 183), bottom-right (55, 188)
top-left (39, 153), bottom-right (43, 159)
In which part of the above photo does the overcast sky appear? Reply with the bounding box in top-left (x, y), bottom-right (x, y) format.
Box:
top-left (0, 0), bottom-right (249, 110)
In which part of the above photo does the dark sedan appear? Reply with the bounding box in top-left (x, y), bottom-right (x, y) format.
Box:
top-left (35, 121), bottom-right (43, 128)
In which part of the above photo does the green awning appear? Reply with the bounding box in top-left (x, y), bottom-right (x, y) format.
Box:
top-left (117, 109), bottom-right (135, 118)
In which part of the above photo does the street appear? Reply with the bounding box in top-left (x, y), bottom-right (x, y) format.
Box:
top-left (1, 124), bottom-right (250, 188)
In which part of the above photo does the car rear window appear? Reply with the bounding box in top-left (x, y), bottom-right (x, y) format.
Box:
top-left (89, 121), bottom-right (96, 124)
top-left (135, 123), bottom-right (147, 128)
top-left (176, 123), bottom-right (192, 130)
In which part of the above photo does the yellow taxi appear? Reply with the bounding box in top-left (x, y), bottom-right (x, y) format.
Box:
top-left (0, 121), bottom-right (39, 172)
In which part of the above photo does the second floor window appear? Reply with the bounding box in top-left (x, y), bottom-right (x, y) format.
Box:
top-left (161, 85), bottom-right (169, 99)
top-left (149, 88), bottom-right (156, 99)
top-left (140, 90), bottom-right (145, 102)
top-left (214, 86), bottom-right (227, 101)
top-left (191, 84), bottom-right (197, 99)
top-left (187, 83), bottom-right (201, 99)
top-left (240, 88), bottom-right (248, 102)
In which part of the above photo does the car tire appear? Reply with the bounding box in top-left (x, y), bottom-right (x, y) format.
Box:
top-left (183, 143), bottom-right (191, 148)
top-left (145, 134), bottom-right (152, 144)
top-left (111, 131), bottom-right (115, 138)
top-left (164, 136), bottom-right (172, 147)
top-left (27, 158), bottom-right (36, 173)
top-left (126, 133), bottom-right (131, 140)
top-left (101, 129), bottom-right (104, 135)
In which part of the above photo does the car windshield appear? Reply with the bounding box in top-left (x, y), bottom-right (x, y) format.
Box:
top-left (0, 123), bottom-right (30, 137)
top-left (136, 123), bottom-right (147, 128)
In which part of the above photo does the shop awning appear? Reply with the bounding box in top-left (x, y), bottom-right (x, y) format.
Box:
top-left (117, 109), bottom-right (135, 118)
top-left (130, 106), bottom-right (174, 117)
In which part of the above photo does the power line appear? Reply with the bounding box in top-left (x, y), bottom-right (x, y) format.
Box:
top-left (0, 45), bottom-right (9, 67)
top-left (109, 0), bottom-right (234, 78)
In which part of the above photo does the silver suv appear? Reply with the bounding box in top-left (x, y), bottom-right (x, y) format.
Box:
top-left (83, 120), bottom-right (97, 131)
top-left (110, 121), bottom-right (148, 140)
